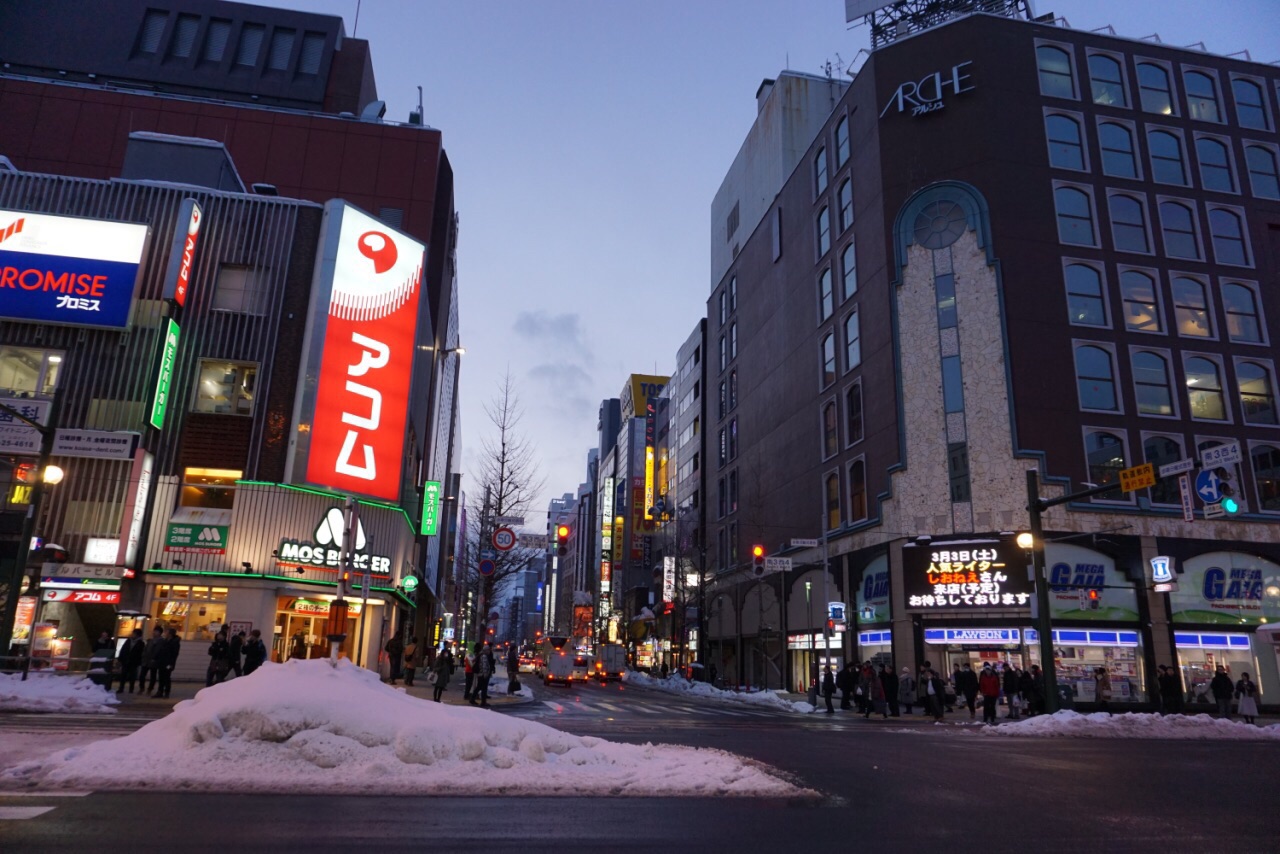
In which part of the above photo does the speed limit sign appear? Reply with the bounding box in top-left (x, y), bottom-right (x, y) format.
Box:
top-left (492, 526), bottom-right (517, 551)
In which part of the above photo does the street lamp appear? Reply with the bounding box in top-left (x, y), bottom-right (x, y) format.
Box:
top-left (41, 465), bottom-right (64, 486)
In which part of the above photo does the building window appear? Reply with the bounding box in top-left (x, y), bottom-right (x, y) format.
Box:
top-left (0, 346), bottom-right (63, 396)
top-left (1244, 144), bottom-right (1280, 199)
top-left (835, 116), bottom-right (850, 167)
top-left (726, 202), bottom-right (739, 242)
top-left (193, 360), bottom-right (258, 415)
top-left (729, 369), bottom-right (738, 409)
top-left (719, 291), bottom-right (727, 326)
top-left (1222, 282), bottom-right (1264, 343)
top-left (1158, 201), bottom-right (1201, 260)
top-left (266, 27), bottom-right (295, 71)
top-left (1054, 186), bottom-right (1096, 245)
top-left (1087, 53), bottom-right (1126, 106)
top-left (718, 336), bottom-right (726, 372)
top-left (137, 10), bottom-right (168, 55)
top-left (729, 276), bottom-right (737, 312)
top-left (1064, 263), bottom-right (1107, 327)
top-left (1250, 444), bottom-right (1280, 511)
top-left (1196, 137), bottom-right (1236, 192)
top-left (718, 428), bottom-right (727, 467)
top-left (212, 265), bottom-right (269, 314)
top-left (1137, 61), bottom-right (1174, 115)
top-left (814, 147), bottom-right (828, 194)
top-left (1119, 270), bottom-right (1162, 333)
top-left (1085, 431), bottom-right (1128, 500)
top-left (823, 402), bottom-right (838, 459)
top-left (235, 22), bottom-right (265, 66)
top-left (729, 322), bottom-right (737, 360)
top-left (820, 333), bottom-right (836, 388)
top-left (170, 14), bottom-right (200, 59)
top-left (728, 470), bottom-right (739, 513)
top-left (1208, 207), bottom-right (1249, 266)
top-left (1109, 194), bottom-right (1150, 253)
top-left (772, 207), bottom-right (782, 262)
top-left (717, 478), bottom-right (726, 518)
top-left (1171, 276), bottom-right (1213, 338)
top-left (202, 19), bottom-right (232, 62)
top-left (180, 467), bottom-right (242, 509)
top-left (1098, 121), bottom-right (1138, 179)
top-left (844, 310), bottom-right (861, 371)
top-left (849, 460), bottom-right (867, 522)
top-left (817, 206), bottom-right (831, 258)
top-left (1132, 351), bottom-right (1173, 416)
top-left (838, 179), bottom-right (854, 232)
top-left (718, 381), bottom-right (726, 419)
top-left (1232, 78), bottom-right (1270, 130)
top-left (1183, 70), bottom-right (1221, 122)
top-left (1185, 356), bottom-right (1227, 420)
top-left (1148, 130), bottom-right (1187, 185)
top-left (818, 269), bottom-right (834, 322)
top-left (936, 273), bottom-right (957, 328)
top-left (729, 417), bottom-right (738, 459)
top-left (845, 382), bottom-right (863, 445)
top-left (1238, 361), bottom-right (1278, 425)
top-left (1076, 345), bottom-right (1118, 411)
top-left (1046, 114), bottom-right (1086, 170)
top-left (1036, 45), bottom-right (1075, 99)
top-left (942, 356), bottom-right (964, 413)
top-left (298, 31), bottom-right (325, 75)
top-left (841, 241), bottom-right (857, 300)
top-left (1144, 435), bottom-right (1184, 504)
top-left (825, 472), bottom-right (842, 530)
top-left (948, 443), bottom-right (971, 502)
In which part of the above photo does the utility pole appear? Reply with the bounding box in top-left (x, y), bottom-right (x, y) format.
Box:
top-left (820, 510), bottom-right (832, 679)
top-left (477, 485), bottom-right (491, 645)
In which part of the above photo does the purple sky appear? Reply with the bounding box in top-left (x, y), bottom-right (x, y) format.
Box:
top-left (261, 0), bottom-right (1279, 515)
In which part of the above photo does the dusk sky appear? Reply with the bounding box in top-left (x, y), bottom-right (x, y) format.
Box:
top-left (264, 0), bottom-right (1279, 519)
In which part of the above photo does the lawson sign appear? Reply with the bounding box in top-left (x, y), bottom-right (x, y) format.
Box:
top-left (0, 209), bottom-right (149, 329)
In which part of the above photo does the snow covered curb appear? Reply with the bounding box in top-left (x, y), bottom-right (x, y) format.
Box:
top-left (0, 673), bottom-right (119, 714)
top-left (981, 710), bottom-right (1280, 740)
top-left (3, 660), bottom-right (807, 797)
top-left (623, 671), bottom-right (815, 714)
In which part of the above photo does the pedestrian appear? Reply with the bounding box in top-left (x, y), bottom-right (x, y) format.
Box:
top-left (290, 631), bottom-right (307, 661)
top-left (838, 662), bottom-right (855, 710)
top-left (206, 628), bottom-right (232, 686)
top-left (139, 626), bottom-right (164, 696)
top-left (471, 642), bottom-right (493, 708)
top-left (898, 666), bottom-right (917, 715)
top-left (1094, 667), bottom-right (1113, 716)
top-left (462, 648), bottom-right (475, 701)
top-left (821, 665), bottom-right (836, 714)
top-left (1235, 672), bottom-right (1259, 725)
top-left (386, 634), bottom-right (404, 684)
top-left (1022, 666), bottom-right (1043, 716)
top-left (115, 629), bottom-right (145, 693)
top-left (91, 631), bottom-right (116, 684)
top-left (978, 663), bottom-right (1001, 724)
top-left (431, 646), bottom-right (453, 702)
top-left (923, 667), bottom-right (945, 721)
top-left (709, 662), bottom-right (719, 688)
top-left (506, 643), bottom-right (519, 693)
top-left (228, 630), bottom-right (244, 678)
top-left (403, 636), bottom-right (418, 687)
top-left (1003, 664), bottom-right (1021, 719)
top-left (242, 629), bottom-right (267, 676)
top-left (1158, 665), bottom-right (1183, 714)
top-left (155, 628), bottom-right (180, 698)
top-left (1210, 665), bottom-right (1235, 718)
top-left (956, 662), bottom-right (979, 720)
top-left (880, 664), bottom-right (900, 717)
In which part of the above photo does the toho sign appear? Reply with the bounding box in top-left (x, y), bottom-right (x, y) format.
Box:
top-left (880, 60), bottom-right (975, 118)
top-left (149, 318), bottom-right (180, 430)
top-left (276, 507), bottom-right (392, 575)
top-left (165, 522), bottom-right (228, 554)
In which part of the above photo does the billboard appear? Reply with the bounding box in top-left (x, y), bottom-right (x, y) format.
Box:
top-left (0, 208), bottom-right (148, 329)
top-left (901, 537), bottom-right (1033, 612)
top-left (291, 203), bottom-right (425, 501)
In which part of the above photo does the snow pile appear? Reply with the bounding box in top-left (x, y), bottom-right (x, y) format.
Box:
top-left (481, 676), bottom-right (534, 699)
top-left (984, 711), bottom-right (1280, 740)
top-left (0, 673), bottom-right (119, 714)
top-left (3, 659), bottom-right (803, 797)
top-left (624, 671), bottom-right (814, 715)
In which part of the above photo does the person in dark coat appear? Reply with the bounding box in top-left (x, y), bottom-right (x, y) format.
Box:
top-left (116, 629), bottom-right (145, 693)
top-left (386, 635), bottom-right (404, 684)
top-left (1003, 664), bottom-right (1022, 719)
top-left (880, 664), bottom-right (900, 717)
top-left (821, 665), bottom-right (836, 714)
top-left (431, 647), bottom-right (454, 702)
top-left (1158, 665), bottom-right (1183, 714)
top-left (228, 631), bottom-right (244, 678)
top-left (956, 663), bottom-right (980, 719)
top-left (139, 627), bottom-right (165, 696)
top-left (154, 628), bottom-right (180, 698)
top-left (206, 628), bottom-right (232, 686)
top-left (506, 644), bottom-right (520, 693)
top-left (242, 629), bottom-right (267, 675)
top-left (1025, 665), bottom-right (1045, 715)
top-left (923, 667), bottom-right (946, 721)
top-left (1210, 666), bottom-right (1234, 718)
top-left (838, 662), bottom-right (855, 710)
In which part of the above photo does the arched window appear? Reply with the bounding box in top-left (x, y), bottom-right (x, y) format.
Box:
top-left (838, 179), bottom-right (853, 231)
top-left (1171, 276), bottom-right (1212, 337)
top-left (1159, 201), bottom-right (1200, 259)
top-left (1144, 436), bottom-right (1184, 504)
top-left (1232, 78), bottom-right (1269, 130)
top-left (1054, 186), bottom-right (1095, 245)
top-left (822, 401), bottom-right (838, 458)
top-left (1137, 62), bottom-right (1173, 114)
top-left (1148, 130), bottom-right (1187, 184)
top-left (1132, 351), bottom-right (1173, 415)
top-left (1088, 54), bottom-right (1126, 106)
top-left (1185, 356), bottom-right (1226, 420)
top-left (1250, 444), bottom-right (1280, 511)
top-left (1046, 114), bottom-right (1084, 169)
top-left (835, 116), bottom-right (850, 167)
top-left (1099, 122), bottom-right (1138, 178)
top-left (825, 472), bottom-right (841, 530)
top-left (1208, 208), bottom-right (1248, 266)
top-left (820, 333), bottom-right (836, 387)
top-left (1036, 45), bottom-right (1075, 98)
top-left (1223, 283), bottom-right (1263, 343)
top-left (841, 240), bottom-right (857, 300)
top-left (1109, 194), bottom-right (1149, 252)
top-left (1184, 70), bottom-right (1221, 122)
top-left (1085, 431), bottom-right (1127, 500)
top-left (1064, 263), bottom-right (1106, 326)
top-left (845, 382), bottom-right (863, 445)
top-left (1075, 345), bottom-right (1118, 411)
top-left (1238, 361), bottom-right (1277, 425)
top-left (818, 268), bottom-right (833, 321)
top-left (1119, 270), bottom-right (1162, 333)
top-left (1244, 145), bottom-right (1280, 199)
top-left (848, 460), bottom-right (867, 522)
top-left (1196, 137), bottom-right (1235, 192)
top-left (844, 310), bottom-right (861, 370)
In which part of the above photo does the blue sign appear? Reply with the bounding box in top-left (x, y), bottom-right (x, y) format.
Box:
top-left (1195, 469), bottom-right (1223, 504)
top-left (0, 209), bottom-right (148, 330)
top-left (535, 582), bottom-right (544, 612)
top-left (924, 628), bottom-right (1020, 644)
top-left (478, 559), bottom-right (495, 576)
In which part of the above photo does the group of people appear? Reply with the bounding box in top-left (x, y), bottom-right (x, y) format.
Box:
top-left (821, 659), bottom-right (1051, 724)
top-left (92, 626), bottom-right (186, 698)
top-left (204, 626), bottom-right (268, 686)
top-left (383, 637), bottom-right (517, 708)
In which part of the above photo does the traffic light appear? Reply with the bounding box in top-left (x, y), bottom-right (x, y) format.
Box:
top-left (1216, 467), bottom-right (1241, 515)
top-left (751, 544), bottom-right (766, 577)
top-left (556, 524), bottom-right (571, 556)
top-left (1087, 588), bottom-right (1101, 611)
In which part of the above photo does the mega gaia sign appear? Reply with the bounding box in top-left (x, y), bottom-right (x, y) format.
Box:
top-left (1169, 552), bottom-right (1280, 625)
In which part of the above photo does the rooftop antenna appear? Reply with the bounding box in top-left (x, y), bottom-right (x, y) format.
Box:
top-left (353, 0), bottom-right (362, 37)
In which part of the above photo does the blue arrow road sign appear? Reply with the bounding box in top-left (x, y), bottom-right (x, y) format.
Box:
top-left (1195, 468), bottom-right (1222, 504)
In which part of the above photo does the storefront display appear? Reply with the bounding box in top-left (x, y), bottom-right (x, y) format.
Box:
top-left (856, 630), bottom-right (892, 666)
top-left (150, 585), bottom-right (228, 642)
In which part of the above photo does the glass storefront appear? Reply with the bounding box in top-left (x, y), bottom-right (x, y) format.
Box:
top-left (1175, 632), bottom-right (1263, 708)
top-left (787, 632), bottom-right (842, 693)
top-left (150, 584), bottom-right (229, 642)
top-left (273, 596), bottom-right (362, 662)
top-left (856, 629), bottom-right (893, 667)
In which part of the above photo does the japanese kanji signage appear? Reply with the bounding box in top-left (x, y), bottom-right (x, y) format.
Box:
top-left (420, 480), bottom-right (441, 536)
top-left (901, 538), bottom-right (1033, 611)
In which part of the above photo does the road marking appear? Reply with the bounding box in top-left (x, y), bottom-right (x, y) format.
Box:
top-left (0, 806), bottom-right (55, 820)
top-left (542, 701), bottom-right (565, 714)
top-left (596, 702), bottom-right (623, 712)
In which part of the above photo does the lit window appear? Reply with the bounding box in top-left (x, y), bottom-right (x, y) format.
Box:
top-left (1036, 45), bottom-right (1075, 99)
top-left (820, 333), bottom-right (836, 388)
top-left (1054, 186), bottom-right (1095, 245)
top-left (1088, 54), bottom-right (1126, 106)
top-left (1098, 122), bottom-right (1138, 179)
top-left (835, 117), bottom-right (850, 167)
top-left (1046, 114), bottom-right (1085, 170)
top-left (1144, 436), bottom-right (1184, 504)
top-left (1148, 130), bottom-right (1187, 185)
top-left (844, 310), bottom-right (861, 370)
top-left (1085, 431), bottom-right (1127, 500)
top-left (1208, 208), bottom-right (1249, 266)
top-left (1232, 78), bottom-right (1269, 130)
top-left (823, 402), bottom-right (838, 458)
top-left (1119, 271), bottom-right (1162, 333)
top-left (1250, 445), bottom-right (1280, 512)
top-left (838, 180), bottom-right (854, 231)
top-left (0, 346), bottom-right (63, 396)
top-left (846, 383), bottom-right (863, 445)
top-left (818, 269), bottom-right (834, 322)
top-left (1158, 201), bottom-right (1201, 260)
top-left (1109, 194), bottom-right (1149, 253)
top-left (729, 370), bottom-right (738, 409)
top-left (1196, 137), bottom-right (1235, 192)
top-left (1064, 263), bottom-right (1106, 326)
top-left (1075, 345), bottom-right (1118, 411)
top-left (841, 241), bottom-right (857, 300)
top-left (1171, 277), bottom-right (1212, 338)
top-left (1238, 361), bottom-right (1278, 425)
top-left (1244, 145), bottom-right (1280, 199)
top-left (1137, 62), bottom-right (1173, 115)
top-left (825, 472), bottom-right (841, 530)
top-left (1185, 356), bottom-right (1226, 420)
top-left (193, 360), bottom-right (258, 415)
top-left (817, 206), bottom-right (831, 257)
top-left (180, 468), bottom-right (242, 509)
top-left (1223, 282), bottom-right (1263, 343)
top-left (814, 147), bottom-right (828, 194)
top-left (848, 460), bottom-right (867, 522)
top-left (1132, 351), bottom-right (1173, 416)
top-left (1183, 70), bottom-right (1221, 122)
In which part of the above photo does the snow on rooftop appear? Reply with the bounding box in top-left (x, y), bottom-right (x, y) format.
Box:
top-left (625, 671), bottom-right (814, 715)
top-left (0, 673), bottom-right (119, 715)
top-left (127, 131), bottom-right (227, 149)
top-left (2, 659), bottom-right (805, 797)
top-left (981, 710), bottom-right (1280, 740)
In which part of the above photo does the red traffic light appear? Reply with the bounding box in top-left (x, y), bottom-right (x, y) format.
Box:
top-left (1088, 589), bottom-right (1101, 610)
top-left (751, 545), bottom-right (765, 559)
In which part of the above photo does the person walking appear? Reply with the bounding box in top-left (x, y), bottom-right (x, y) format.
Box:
top-left (978, 663), bottom-right (1001, 724)
top-left (1094, 667), bottom-right (1113, 716)
top-left (821, 665), bottom-right (836, 714)
top-left (956, 662), bottom-right (980, 720)
top-left (880, 664), bottom-right (900, 717)
top-left (471, 642), bottom-right (493, 708)
top-left (139, 627), bottom-right (164, 696)
top-left (462, 648), bottom-right (476, 701)
top-left (1235, 672), bottom-right (1259, 724)
top-left (242, 629), bottom-right (267, 676)
top-left (206, 628), bottom-right (232, 686)
top-left (837, 662), bottom-right (854, 710)
top-left (155, 628), bottom-right (180, 698)
top-left (114, 629), bottom-right (145, 694)
top-left (228, 630), bottom-right (244, 679)
top-left (898, 667), bottom-right (917, 715)
top-left (506, 644), bottom-right (520, 694)
top-left (1210, 666), bottom-right (1235, 718)
top-left (385, 634), bottom-right (404, 684)
top-left (923, 667), bottom-right (946, 722)
top-left (403, 636), bottom-right (419, 687)
top-left (1003, 664), bottom-right (1021, 719)
top-left (431, 646), bottom-right (453, 702)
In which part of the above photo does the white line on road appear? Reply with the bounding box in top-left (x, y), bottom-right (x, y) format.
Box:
top-left (0, 806), bottom-right (55, 820)
top-left (542, 701), bottom-right (565, 714)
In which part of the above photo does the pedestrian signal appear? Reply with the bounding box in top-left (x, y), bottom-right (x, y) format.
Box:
top-left (1087, 588), bottom-right (1101, 611)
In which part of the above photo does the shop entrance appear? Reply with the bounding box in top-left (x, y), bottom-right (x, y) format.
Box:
top-left (273, 597), bottom-right (362, 663)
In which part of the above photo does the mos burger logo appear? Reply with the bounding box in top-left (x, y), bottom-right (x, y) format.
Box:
top-left (276, 507), bottom-right (389, 574)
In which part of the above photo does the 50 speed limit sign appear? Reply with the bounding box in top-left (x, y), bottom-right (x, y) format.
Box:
top-left (492, 527), bottom-right (517, 551)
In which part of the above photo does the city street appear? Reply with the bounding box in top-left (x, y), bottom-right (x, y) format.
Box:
top-left (1, 679), bottom-right (1276, 852)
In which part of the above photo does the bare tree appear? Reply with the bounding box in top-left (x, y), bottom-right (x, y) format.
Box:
top-left (462, 372), bottom-right (546, 643)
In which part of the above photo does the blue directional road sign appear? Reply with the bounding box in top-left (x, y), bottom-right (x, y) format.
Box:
top-left (1195, 468), bottom-right (1223, 504)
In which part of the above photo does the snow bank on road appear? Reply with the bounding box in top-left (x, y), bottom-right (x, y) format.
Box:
top-left (3, 659), bottom-right (803, 797)
top-left (623, 671), bottom-right (815, 715)
top-left (0, 673), bottom-right (119, 714)
top-left (983, 711), bottom-right (1280, 740)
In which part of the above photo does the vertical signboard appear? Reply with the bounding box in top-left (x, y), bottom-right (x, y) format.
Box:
top-left (291, 203), bottom-right (425, 502)
top-left (644, 398), bottom-right (657, 521)
top-left (162, 198), bottom-right (203, 307)
top-left (662, 555), bottom-right (676, 602)
top-left (420, 480), bottom-right (441, 536)
top-left (148, 318), bottom-right (180, 430)
top-left (116, 450), bottom-right (154, 567)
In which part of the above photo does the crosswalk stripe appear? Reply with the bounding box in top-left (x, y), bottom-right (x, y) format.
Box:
top-left (542, 701), bottom-right (565, 714)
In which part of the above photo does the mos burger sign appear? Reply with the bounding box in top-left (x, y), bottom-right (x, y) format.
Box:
top-left (289, 203), bottom-right (425, 502)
